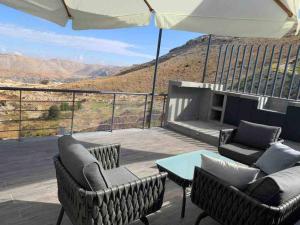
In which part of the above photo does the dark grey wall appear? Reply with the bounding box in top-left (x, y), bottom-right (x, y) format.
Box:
top-left (224, 96), bottom-right (300, 142)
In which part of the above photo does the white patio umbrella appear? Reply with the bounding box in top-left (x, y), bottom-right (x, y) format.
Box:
top-left (150, 0), bottom-right (300, 38)
top-left (1, 0), bottom-right (299, 37)
top-left (1, 0), bottom-right (300, 127)
top-left (0, 0), bottom-right (152, 29)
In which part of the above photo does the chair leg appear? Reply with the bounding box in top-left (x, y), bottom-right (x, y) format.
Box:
top-left (56, 207), bottom-right (65, 225)
top-left (194, 212), bottom-right (207, 225)
top-left (140, 216), bottom-right (149, 225)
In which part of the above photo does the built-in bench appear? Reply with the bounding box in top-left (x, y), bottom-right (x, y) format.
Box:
top-left (165, 80), bottom-right (300, 146)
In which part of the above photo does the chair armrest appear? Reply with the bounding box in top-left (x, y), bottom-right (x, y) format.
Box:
top-left (93, 172), bottom-right (168, 224)
top-left (191, 167), bottom-right (300, 225)
top-left (87, 144), bottom-right (121, 169)
top-left (219, 129), bottom-right (236, 147)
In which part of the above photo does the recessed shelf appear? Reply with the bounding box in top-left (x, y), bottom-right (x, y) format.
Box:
top-left (209, 109), bottom-right (222, 121)
top-left (212, 93), bottom-right (225, 108)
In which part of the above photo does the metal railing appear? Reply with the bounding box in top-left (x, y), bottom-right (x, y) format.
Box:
top-left (207, 43), bottom-right (300, 100)
top-left (0, 87), bottom-right (167, 140)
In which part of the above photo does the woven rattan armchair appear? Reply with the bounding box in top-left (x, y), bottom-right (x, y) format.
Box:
top-left (191, 167), bottom-right (300, 225)
top-left (54, 143), bottom-right (167, 225)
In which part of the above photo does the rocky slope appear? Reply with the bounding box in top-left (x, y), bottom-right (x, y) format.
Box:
top-left (60, 34), bottom-right (300, 93)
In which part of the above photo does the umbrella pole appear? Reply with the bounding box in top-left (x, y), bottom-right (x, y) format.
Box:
top-left (148, 28), bottom-right (163, 128)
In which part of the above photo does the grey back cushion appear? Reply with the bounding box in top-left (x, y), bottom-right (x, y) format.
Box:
top-left (254, 143), bottom-right (300, 174)
top-left (58, 135), bottom-right (110, 191)
top-left (233, 120), bottom-right (281, 150)
top-left (246, 166), bottom-right (300, 206)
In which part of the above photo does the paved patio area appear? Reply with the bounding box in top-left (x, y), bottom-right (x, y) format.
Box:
top-left (0, 127), bottom-right (220, 225)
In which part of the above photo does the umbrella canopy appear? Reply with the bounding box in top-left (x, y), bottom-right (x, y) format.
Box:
top-left (151, 0), bottom-right (300, 38)
top-left (1, 0), bottom-right (299, 37)
top-left (1, 0), bottom-right (151, 29)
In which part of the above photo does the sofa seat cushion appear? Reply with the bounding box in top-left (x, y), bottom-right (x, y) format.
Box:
top-left (233, 120), bottom-right (281, 150)
top-left (219, 143), bottom-right (264, 165)
top-left (104, 167), bottom-right (138, 186)
top-left (246, 166), bottom-right (300, 206)
top-left (58, 135), bottom-right (110, 191)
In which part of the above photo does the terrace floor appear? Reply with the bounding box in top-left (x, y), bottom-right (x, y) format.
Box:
top-left (0, 127), bottom-right (220, 225)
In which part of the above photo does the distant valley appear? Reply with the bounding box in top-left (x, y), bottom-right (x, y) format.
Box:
top-left (0, 53), bottom-right (124, 84)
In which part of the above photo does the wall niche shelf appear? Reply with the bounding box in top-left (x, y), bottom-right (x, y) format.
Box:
top-left (209, 92), bottom-right (227, 123)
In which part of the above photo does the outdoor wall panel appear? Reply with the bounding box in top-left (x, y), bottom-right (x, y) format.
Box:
top-left (284, 106), bottom-right (300, 142)
top-left (223, 96), bottom-right (240, 126)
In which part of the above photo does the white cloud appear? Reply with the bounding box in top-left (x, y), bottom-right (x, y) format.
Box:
top-left (13, 51), bottom-right (23, 56)
top-left (0, 23), bottom-right (153, 59)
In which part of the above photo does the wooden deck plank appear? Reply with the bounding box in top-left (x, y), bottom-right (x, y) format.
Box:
top-left (0, 128), bottom-right (219, 225)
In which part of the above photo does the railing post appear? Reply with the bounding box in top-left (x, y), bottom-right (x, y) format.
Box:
top-left (111, 93), bottom-right (116, 132)
top-left (214, 45), bottom-right (223, 90)
top-left (18, 90), bottom-right (22, 141)
top-left (142, 94), bottom-right (148, 129)
top-left (288, 45), bottom-right (300, 99)
top-left (202, 34), bottom-right (212, 83)
top-left (70, 92), bottom-right (75, 135)
top-left (161, 95), bottom-right (167, 127)
top-left (280, 44), bottom-right (292, 98)
top-left (250, 45), bottom-right (261, 94)
top-left (272, 45), bottom-right (284, 97)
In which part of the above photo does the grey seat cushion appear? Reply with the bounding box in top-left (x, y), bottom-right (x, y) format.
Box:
top-left (58, 135), bottom-right (111, 191)
top-left (233, 120), bottom-right (281, 150)
top-left (219, 143), bottom-right (264, 165)
top-left (104, 167), bottom-right (138, 186)
top-left (254, 143), bottom-right (300, 174)
top-left (246, 166), bottom-right (300, 206)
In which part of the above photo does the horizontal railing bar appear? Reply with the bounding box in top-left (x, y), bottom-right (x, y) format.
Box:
top-left (113, 122), bottom-right (143, 125)
top-left (21, 118), bottom-right (72, 122)
top-left (0, 129), bottom-right (20, 132)
top-left (21, 100), bottom-right (82, 103)
top-left (20, 127), bottom-right (67, 131)
top-left (0, 117), bottom-right (72, 122)
top-left (114, 114), bottom-right (144, 117)
top-left (0, 86), bottom-right (167, 96)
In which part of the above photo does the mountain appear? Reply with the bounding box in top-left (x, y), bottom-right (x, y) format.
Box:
top-left (0, 53), bottom-right (124, 83)
top-left (59, 33), bottom-right (300, 93)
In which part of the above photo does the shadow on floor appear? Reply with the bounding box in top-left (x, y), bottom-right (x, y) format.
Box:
top-left (79, 140), bottom-right (175, 164)
top-left (0, 200), bottom-right (70, 225)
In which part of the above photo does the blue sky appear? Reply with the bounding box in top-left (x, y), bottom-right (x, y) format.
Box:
top-left (0, 4), bottom-right (202, 66)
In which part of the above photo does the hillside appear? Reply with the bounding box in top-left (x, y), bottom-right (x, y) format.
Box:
top-left (60, 34), bottom-right (300, 94)
top-left (0, 53), bottom-right (124, 83)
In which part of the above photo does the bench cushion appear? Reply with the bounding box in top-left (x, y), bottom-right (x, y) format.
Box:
top-left (219, 143), bottom-right (264, 165)
top-left (247, 166), bottom-right (300, 206)
top-left (233, 120), bottom-right (281, 150)
top-left (104, 167), bottom-right (138, 186)
top-left (58, 135), bottom-right (110, 191)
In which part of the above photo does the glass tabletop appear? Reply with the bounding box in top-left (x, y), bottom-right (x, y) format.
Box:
top-left (156, 150), bottom-right (240, 181)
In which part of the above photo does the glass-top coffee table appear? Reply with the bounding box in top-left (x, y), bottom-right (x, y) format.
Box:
top-left (156, 150), bottom-right (240, 218)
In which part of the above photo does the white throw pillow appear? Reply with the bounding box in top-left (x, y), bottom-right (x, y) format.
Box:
top-left (201, 155), bottom-right (260, 189)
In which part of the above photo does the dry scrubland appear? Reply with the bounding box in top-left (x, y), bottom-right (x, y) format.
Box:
top-left (0, 90), bottom-right (165, 139)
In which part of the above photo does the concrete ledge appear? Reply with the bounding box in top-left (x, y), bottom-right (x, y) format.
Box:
top-left (167, 120), bottom-right (235, 146)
